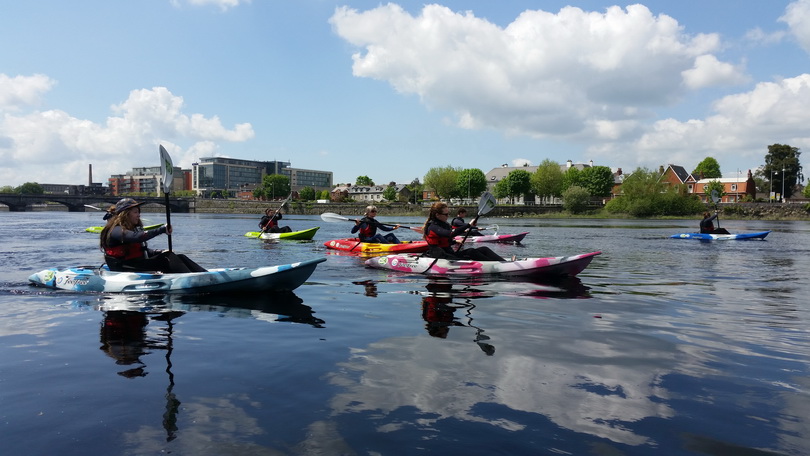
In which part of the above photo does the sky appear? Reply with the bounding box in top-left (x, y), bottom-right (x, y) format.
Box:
top-left (1, 0), bottom-right (809, 188)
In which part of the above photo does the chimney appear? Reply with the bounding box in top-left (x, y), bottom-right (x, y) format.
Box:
top-left (566, 160), bottom-right (572, 168)
top-left (589, 160), bottom-right (593, 167)
top-left (89, 164), bottom-right (93, 185)
top-left (616, 168), bottom-right (622, 176)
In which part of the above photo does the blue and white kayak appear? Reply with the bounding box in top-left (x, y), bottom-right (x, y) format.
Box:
top-left (28, 258), bottom-right (326, 294)
top-left (670, 231), bottom-right (770, 241)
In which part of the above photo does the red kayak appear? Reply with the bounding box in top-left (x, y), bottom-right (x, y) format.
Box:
top-left (324, 238), bottom-right (429, 254)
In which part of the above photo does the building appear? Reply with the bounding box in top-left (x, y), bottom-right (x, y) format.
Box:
top-left (192, 157), bottom-right (290, 197)
top-left (287, 167), bottom-right (333, 193)
top-left (659, 165), bottom-right (756, 202)
top-left (331, 184), bottom-right (411, 203)
top-left (108, 165), bottom-right (186, 196)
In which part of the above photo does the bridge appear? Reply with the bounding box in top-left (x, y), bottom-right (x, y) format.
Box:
top-left (0, 193), bottom-right (192, 212)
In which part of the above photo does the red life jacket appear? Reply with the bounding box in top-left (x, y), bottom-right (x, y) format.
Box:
top-left (425, 222), bottom-right (451, 248)
top-left (104, 242), bottom-right (144, 260)
top-left (359, 217), bottom-right (376, 239)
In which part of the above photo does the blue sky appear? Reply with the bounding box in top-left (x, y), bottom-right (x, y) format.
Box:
top-left (1, 0), bottom-right (809, 188)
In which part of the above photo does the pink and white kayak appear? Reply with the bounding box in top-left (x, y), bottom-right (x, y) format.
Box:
top-left (364, 251), bottom-right (601, 278)
top-left (455, 232), bottom-right (528, 244)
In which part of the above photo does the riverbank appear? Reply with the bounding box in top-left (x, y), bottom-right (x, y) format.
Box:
top-left (194, 199), bottom-right (810, 220)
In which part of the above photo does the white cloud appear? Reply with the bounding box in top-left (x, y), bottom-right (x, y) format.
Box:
top-left (0, 80), bottom-right (254, 186)
top-left (330, 3), bottom-right (741, 141)
top-left (682, 55), bottom-right (749, 89)
top-left (781, 0), bottom-right (810, 54)
top-left (171, 0), bottom-right (250, 12)
top-left (0, 74), bottom-right (55, 112)
top-left (511, 158), bottom-right (532, 167)
top-left (622, 74), bottom-right (810, 168)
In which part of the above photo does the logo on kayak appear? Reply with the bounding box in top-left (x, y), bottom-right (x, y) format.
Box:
top-left (43, 270), bottom-right (55, 283)
top-left (57, 276), bottom-right (91, 286)
top-left (378, 257), bottom-right (392, 266)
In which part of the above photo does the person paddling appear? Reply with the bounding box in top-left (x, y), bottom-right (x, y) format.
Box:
top-left (351, 205), bottom-right (401, 244)
top-left (451, 208), bottom-right (482, 236)
top-left (699, 211), bottom-right (730, 234)
top-left (422, 202), bottom-right (504, 261)
top-left (100, 198), bottom-right (206, 273)
top-left (259, 207), bottom-right (292, 233)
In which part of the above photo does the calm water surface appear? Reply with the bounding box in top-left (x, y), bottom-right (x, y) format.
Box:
top-left (1, 211), bottom-right (808, 456)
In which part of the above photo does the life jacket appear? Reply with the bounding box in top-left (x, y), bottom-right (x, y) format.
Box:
top-left (104, 242), bottom-right (144, 260)
top-left (359, 217), bottom-right (377, 239)
top-left (425, 221), bottom-right (451, 248)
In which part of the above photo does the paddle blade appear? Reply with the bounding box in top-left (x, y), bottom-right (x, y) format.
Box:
top-left (478, 192), bottom-right (496, 216)
top-left (710, 190), bottom-right (720, 204)
top-left (320, 212), bottom-right (352, 223)
top-left (244, 232), bottom-right (261, 238)
top-left (159, 145), bottom-right (174, 194)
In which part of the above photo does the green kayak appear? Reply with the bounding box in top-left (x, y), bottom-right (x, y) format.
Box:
top-left (244, 226), bottom-right (320, 240)
top-left (86, 223), bottom-right (164, 234)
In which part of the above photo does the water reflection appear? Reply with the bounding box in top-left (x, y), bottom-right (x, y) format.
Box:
top-left (421, 281), bottom-right (495, 356)
top-left (99, 309), bottom-right (183, 441)
top-left (72, 291), bottom-right (325, 328)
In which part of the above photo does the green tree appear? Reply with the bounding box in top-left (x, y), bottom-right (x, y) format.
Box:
top-left (579, 166), bottom-right (615, 197)
top-left (692, 157), bottom-right (722, 179)
top-left (317, 190), bottom-right (331, 200)
top-left (454, 168), bottom-right (487, 200)
top-left (705, 180), bottom-right (725, 202)
top-left (356, 175), bottom-right (374, 186)
top-left (562, 167), bottom-right (582, 191)
top-left (0, 185), bottom-right (14, 193)
top-left (424, 166), bottom-right (459, 199)
top-left (407, 178), bottom-right (423, 204)
top-left (256, 174), bottom-right (291, 201)
top-left (16, 182), bottom-right (44, 194)
top-left (299, 186), bottom-right (316, 201)
top-left (762, 144), bottom-right (803, 199)
top-left (562, 185), bottom-right (591, 214)
top-left (381, 186), bottom-right (396, 201)
top-left (531, 159), bottom-right (564, 204)
top-left (606, 167), bottom-right (704, 217)
top-left (494, 169), bottom-right (532, 203)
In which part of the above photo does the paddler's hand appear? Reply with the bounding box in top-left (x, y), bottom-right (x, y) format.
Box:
top-left (165, 225), bottom-right (173, 235)
top-left (394, 225), bottom-right (400, 230)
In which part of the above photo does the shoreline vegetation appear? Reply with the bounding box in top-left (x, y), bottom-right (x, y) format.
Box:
top-left (7, 199), bottom-right (810, 221)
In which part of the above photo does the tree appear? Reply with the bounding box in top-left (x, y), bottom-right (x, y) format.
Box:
top-left (562, 186), bottom-right (591, 214)
top-left (454, 168), bottom-right (487, 200)
top-left (16, 182), bottom-right (44, 194)
top-left (762, 144), bottom-right (803, 199)
top-left (692, 157), bottom-right (722, 179)
top-left (705, 180), bottom-right (725, 202)
top-left (299, 187), bottom-right (316, 201)
top-left (382, 186), bottom-right (397, 201)
top-left (578, 166), bottom-right (615, 197)
top-left (256, 174), bottom-right (291, 200)
top-left (494, 169), bottom-right (532, 203)
top-left (606, 167), bottom-right (704, 216)
top-left (562, 167), bottom-right (582, 192)
top-left (407, 178), bottom-right (423, 204)
top-left (0, 185), bottom-right (14, 193)
top-left (423, 166), bottom-right (459, 199)
top-left (356, 175), bottom-right (374, 186)
top-left (531, 159), bottom-right (564, 204)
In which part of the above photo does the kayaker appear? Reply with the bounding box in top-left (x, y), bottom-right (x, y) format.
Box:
top-left (451, 208), bottom-right (482, 236)
top-left (422, 202), bottom-right (504, 261)
top-left (259, 207), bottom-right (292, 233)
top-left (351, 205), bottom-right (401, 244)
top-left (100, 198), bottom-right (206, 273)
top-left (699, 211), bottom-right (730, 234)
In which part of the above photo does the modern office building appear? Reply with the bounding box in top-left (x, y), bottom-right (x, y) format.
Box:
top-left (287, 167), bottom-right (333, 193)
top-left (192, 157), bottom-right (290, 197)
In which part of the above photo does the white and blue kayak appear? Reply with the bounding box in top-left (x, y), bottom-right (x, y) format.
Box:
top-left (28, 258), bottom-right (326, 294)
top-left (670, 231), bottom-right (770, 241)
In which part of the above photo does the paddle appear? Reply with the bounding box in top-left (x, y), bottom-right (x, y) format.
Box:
top-left (320, 212), bottom-right (423, 232)
top-left (159, 145), bottom-right (174, 252)
top-left (257, 193), bottom-right (293, 237)
top-left (455, 192), bottom-right (497, 251)
top-left (710, 190), bottom-right (721, 230)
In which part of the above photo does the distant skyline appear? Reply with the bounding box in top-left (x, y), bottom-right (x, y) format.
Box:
top-left (2, 1), bottom-right (809, 188)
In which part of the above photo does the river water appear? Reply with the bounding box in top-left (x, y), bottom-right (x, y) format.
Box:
top-left (1, 211), bottom-right (808, 456)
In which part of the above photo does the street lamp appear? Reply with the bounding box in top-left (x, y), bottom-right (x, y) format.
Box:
top-left (770, 170), bottom-right (778, 203)
top-left (781, 167), bottom-right (786, 203)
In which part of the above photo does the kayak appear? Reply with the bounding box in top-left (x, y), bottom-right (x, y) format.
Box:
top-left (670, 231), bottom-right (770, 241)
top-left (324, 238), bottom-right (429, 254)
top-left (28, 258), bottom-right (326, 294)
top-left (455, 232), bottom-right (528, 244)
top-left (364, 251), bottom-right (601, 278)
top-left (86, 223), bottom-right (163, 234)
top-left (244, 227), bottom-right (320, 240)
